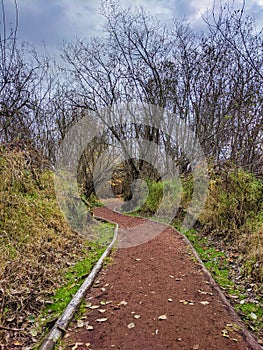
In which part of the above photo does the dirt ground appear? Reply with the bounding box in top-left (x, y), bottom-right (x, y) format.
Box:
top-left (62, 204), bottom-right (261, 350)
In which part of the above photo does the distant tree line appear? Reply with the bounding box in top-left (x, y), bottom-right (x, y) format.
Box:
top-left (1, 0), bottom-right (262, 196)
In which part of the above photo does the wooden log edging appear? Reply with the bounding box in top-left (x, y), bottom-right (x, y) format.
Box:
top-left (97, 205), bottom-right (262, 350)
top-left (39, 224), bottom-right (118, 350)
top-left (179, 230), bottom-right (262, 350)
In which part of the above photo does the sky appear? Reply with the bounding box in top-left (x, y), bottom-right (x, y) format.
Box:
top-left (2, 0), bottom-right (263, 57)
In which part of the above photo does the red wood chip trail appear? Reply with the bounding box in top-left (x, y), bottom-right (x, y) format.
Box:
top-left (63, 205), bottom-right (261, 350)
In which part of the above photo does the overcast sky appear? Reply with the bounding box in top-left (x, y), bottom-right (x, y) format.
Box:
top-left (2, 0), bottom-right (263, 57)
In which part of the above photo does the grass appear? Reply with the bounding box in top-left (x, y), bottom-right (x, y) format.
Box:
top-left (199, 167), bottom-right (263, 240)
top-left (2, 147), bottom-right (261, 345)
top-left (36, 224), bottom-right (115, 346)
top-left (183, 228), bottom-right (263, 336)
top-left (42, 223), bottom-right (115, 319)
top-left (0, 147), bottom-right (115, 349)
top-left (131, 171), bottom-right (262, 337)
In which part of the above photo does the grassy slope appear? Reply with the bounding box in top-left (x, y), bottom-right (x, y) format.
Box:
top-left (0, 148), bottom-right (114, 348)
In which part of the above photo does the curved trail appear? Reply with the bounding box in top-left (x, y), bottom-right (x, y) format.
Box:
top-left (63, 204), bottom-right (261, 350)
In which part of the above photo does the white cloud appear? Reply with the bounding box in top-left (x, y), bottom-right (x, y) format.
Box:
top-left (3, 0), bottom-right (262, 57)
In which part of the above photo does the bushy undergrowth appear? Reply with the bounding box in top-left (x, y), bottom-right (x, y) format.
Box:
top-left (135, 168), bottom-right (262, 337)
top-left (0, 147), bottom-right (106, 348)
top-left (137, 168), bottom-right (262, 287)
top-left (199, 167), bottom-right (263, 286)
top-left (137, 178), bottom-right (189, 218)
top-left (200, 168), bottom-right (263, 238)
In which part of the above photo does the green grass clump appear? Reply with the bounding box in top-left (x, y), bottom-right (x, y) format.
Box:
top-left (42, 240), bottom-right (107, 321)
top-left (137, 177), bottom-right (189, 218)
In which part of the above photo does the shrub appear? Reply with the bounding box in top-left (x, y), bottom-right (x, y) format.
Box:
top-left (240, 213), bottom-right (263, 287)
top-left (137, 177), bottom-right (191, 220)
top-left (199, 168), bottom-right (263, 239)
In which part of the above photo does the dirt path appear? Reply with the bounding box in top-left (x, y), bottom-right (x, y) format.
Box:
top-left (62, 205), bottom-right (261, 350)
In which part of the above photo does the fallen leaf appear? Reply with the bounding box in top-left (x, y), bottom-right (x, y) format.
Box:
top-left (198, 289), bottom-right (213, 296)
top-left (229, 294), bottom-right (239, 299)
top-left (99, 309), bottom-right (107, 313)
top-left (72, 343), bottom-right (83, 350)
top-left (85, 343), bottom-right (91, 347)
top-left (169, 275), bottom-right (175, 279)
top-left (134, 314), bottom-right (141, 319)
top-left (193, 345), bottom-right (199, 350)
top-left (179, 299), bottom-right (189, 305)
top-left (14, 341), bottom-right (22, 346)
top-left (128, 322), bottom-right (135, 329)
top-left (167, 298), bottom-right (173, 302)
top-left (7, 315), bottom-right (15, 322)
top-left (77, 320), bottom-right (86, 328)
top-left (155, 329), bottom-right (159, 334)
top-left (86, 325), bottom-right (94, 330)
top-left (222, 329), bottom-right (229, 338)
top-left (89, 305), bottom-right (100, 309)
top-left (101, 288), bottom-right (106, 292)
top-left (158, 314), bottom-right (168, 320)
top-left (135, 258), bottom-right (141, 261)
top-left (119, 300), bottom-right (128, 306)
top-left (232, 338), bottom-right (238, 342)
top-left (200, 301), bottom-right (210, 305)
top-left (95, 318), bottom-right (108, 322)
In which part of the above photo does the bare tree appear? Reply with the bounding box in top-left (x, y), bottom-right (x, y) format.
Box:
top-left (0, 0), bottom-right (55, 156)
top-left (59, 0), bottom-right (262, 191)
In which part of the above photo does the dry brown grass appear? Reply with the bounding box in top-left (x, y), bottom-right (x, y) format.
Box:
top-left (240, 218), bottom-right (263, 288)
top-left (0, 147), bottom-right (93, 348)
